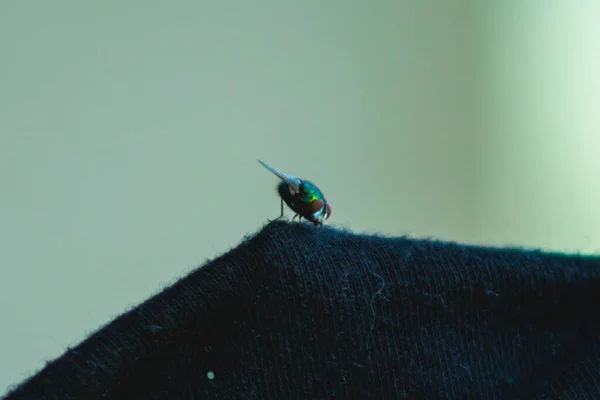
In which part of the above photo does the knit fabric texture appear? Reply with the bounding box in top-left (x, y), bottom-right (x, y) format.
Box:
top-left (4, 221), bottom-right (600, 399)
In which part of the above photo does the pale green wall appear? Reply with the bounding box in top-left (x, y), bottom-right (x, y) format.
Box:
top-left (1, 0), bottom-right (598, 394)
top-left (474, 1), bottom-right (600, 253)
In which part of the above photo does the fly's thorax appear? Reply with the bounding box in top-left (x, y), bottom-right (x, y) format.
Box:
top-left (299, 181), bottom-right (324, 201)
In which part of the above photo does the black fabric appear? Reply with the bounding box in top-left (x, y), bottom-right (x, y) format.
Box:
top-left (4, 221), bottom-right (600, 399)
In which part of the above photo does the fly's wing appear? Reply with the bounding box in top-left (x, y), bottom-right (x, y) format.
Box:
top-left (258, 160), bottom-right (301, 192)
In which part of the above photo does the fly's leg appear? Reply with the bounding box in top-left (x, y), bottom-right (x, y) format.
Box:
top-left (267, 199), bottom-right (286, 223)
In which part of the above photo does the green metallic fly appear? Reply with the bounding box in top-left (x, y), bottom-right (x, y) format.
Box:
top-left (258, 160), bottom-right (332, 226)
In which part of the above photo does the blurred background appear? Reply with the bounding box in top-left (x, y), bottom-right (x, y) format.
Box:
top-left (1, 0), bottom-right (599, 394)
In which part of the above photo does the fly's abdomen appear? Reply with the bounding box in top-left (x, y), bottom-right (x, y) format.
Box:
top-left (277, 182), bottom-right (300, 213)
